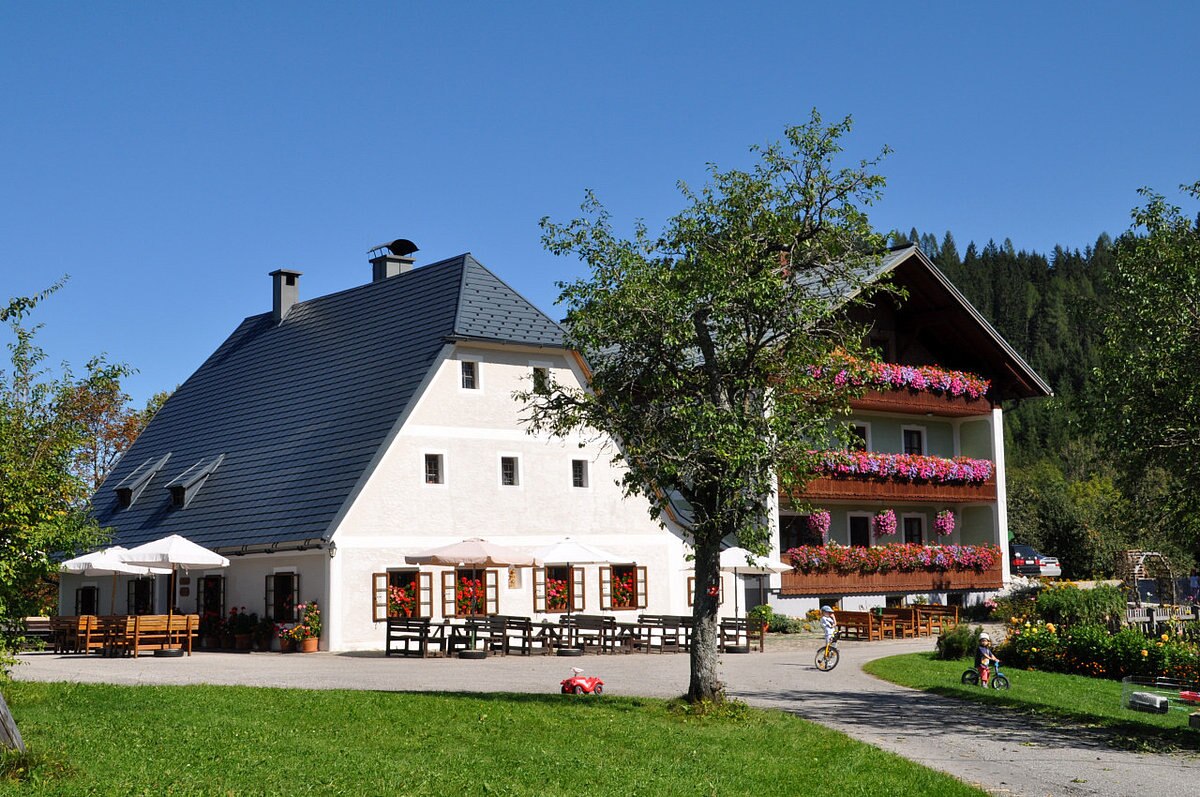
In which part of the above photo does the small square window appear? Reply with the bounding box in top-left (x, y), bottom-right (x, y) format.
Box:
top-left (902, 428), bottom-right (924, 455)
top-left (533, 366), bottom-right (549, 394)
top-left (501, 456), bottom-right (519, 486)
top-left (461, 361), bottom-right (478, 390)
top-left (571, 459), bottom-right (588, 488)
top-left (903, 516), bottom-right (924, 545)
top-left (424, 454), bottom-right (443, 485)
top-left (849, 423), bottom-right (868, 451)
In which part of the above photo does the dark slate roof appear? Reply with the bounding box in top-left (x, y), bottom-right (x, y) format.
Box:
top-left (91, 253), bottom-right (564, 553)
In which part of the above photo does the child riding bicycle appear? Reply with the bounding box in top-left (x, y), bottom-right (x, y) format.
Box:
top-left (820, 605), bottom-right (837, 648)
top-left (975, 632), bottom-right (999, 686)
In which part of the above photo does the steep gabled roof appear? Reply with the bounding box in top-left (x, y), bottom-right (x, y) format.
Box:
top-left (868, 245), bottom-right (1052, 400)
top-left (91, 253), bottom-right (563, 553)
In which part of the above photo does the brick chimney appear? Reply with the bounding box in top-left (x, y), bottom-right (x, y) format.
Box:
top-left (270, 268), bottom-right (302, 323)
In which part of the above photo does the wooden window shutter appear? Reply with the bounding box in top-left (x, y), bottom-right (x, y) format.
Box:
top-left (291, 574), bottom-right (301, 622)
top-left (572, 567), bottom-right (585, 612)
top-left (264, 575), bottom-right (275, 620)
top-left (636, 566), bottom-right (648, 609)
top-left (687, 575), bottom-right (723, 606)
top-left (371, 573), bottom-right (388, 622)
top-left (485, 569), bottom-right (499, 615)
top-left (600, 566), bottom-right (612, 611)
top-left (418, 572), bottom-right (434, 618)
top-left (533, 567), bottom-right (547, 613)
top-left (442, 571), bottom-right (456, 618)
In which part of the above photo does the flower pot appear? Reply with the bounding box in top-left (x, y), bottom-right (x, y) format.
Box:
top-left (202, 635), bottom-right (221, 650)
top-left (298, 637), bottom-right (319, 653)
top-left (256, 637), bottom-right (274, 652)
top-left (279, 637), bottom-right (295, 654)
top-left (235, 633), bottom-right (254, 651)
top-left (221, 634), bottom-right (236, 650)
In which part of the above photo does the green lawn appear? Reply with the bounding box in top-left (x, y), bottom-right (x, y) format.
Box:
top-left (864, 652), bottom-right (1200, 749)
top-left (0, 681), bottom-right (984, 796)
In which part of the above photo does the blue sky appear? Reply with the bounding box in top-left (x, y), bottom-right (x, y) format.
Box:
top-left (2, 2), bottom-right (1198, 406)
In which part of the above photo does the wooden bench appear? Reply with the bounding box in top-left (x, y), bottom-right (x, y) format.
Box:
top-left (881, 607), bottom-right (930, 638)
top-left (20, 617), bottom-right (53, 649)
top-left (493, 616), bottom-right (540, 656)
top-left (718, 618), bottom-right (765, 653)
top-left (636, 614), bottom-right (692, 653)
top-left (49, 615), bottom-right (104, 654)
top-left (559, 615), bottom-right (615, 653)
top-left (385, 617), bottom-right (445, 658)
top-left (107, 614), bottom-right (197, 657)
top-left (917, 605), bottom-right (959, 636)
top-left (836, 611), bottom-right (893, 641)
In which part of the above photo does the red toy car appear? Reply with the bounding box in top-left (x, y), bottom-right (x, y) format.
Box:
top-left (561, 667), bottom-right (604, 695)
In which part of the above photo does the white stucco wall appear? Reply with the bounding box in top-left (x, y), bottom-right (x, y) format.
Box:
top-left (327, 343), bottom-right (690, 650)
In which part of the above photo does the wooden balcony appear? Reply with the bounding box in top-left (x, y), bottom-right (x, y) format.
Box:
top-left (850, 388), bottom-right (993, 418)
top-left (780, 560), bottom-right (1003, 596)
top-left (794, 471), bottom-right (997, 504)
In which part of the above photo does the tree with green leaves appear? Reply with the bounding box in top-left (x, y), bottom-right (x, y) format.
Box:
top-left (0, 283), bottom-right (130, 662)
top-left (522, 111), bottom-right (890, 701)
top-left (1093, 181), bottom-right (1200, 555)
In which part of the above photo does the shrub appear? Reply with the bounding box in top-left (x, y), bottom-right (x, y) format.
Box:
top-left (1035, 583), bottom-right (1124, 628)
top-left (998, 621), bottom-right (1062, 672)
top-left (1107, 627), bottom-right (1162, 679)
top-left (1059, 623), bottom-right (1109, 678)
top-left (747, 605), bottom-right (773, 628)
top-left (934, 624), bottom-right (981, 660)
top-left (767, 613), bottom-right (806, 634)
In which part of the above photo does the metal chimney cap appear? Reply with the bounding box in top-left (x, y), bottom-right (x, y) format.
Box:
top-left (368, 239), bottom-right (419, 259)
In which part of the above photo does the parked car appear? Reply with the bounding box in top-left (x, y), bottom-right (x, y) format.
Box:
top-left (1010, 544), bottom-right (1059, 577)
top-left (1038, 555), bottom-right (1062, 579)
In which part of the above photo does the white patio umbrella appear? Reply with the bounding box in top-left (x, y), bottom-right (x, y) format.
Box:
top-left (718, 547), bottom-right (789, 619)
top-left (405, 537), bottom-right (542, 568)
top-left (532, 537), bottom-right (620, 621)
top-left (60, 546), bottom-right (171, 613)
top-left (119, 534), bottom-right (230, 619)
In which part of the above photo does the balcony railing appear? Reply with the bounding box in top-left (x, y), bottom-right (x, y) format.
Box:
top-left (850, 388), bottom-right (993, 417)
top-left (797, 472), bottom-right (997, 503)
top-left (780, 559), bottom-right (1003, 596)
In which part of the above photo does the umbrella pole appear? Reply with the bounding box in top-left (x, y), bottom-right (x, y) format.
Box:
top-left (734, 567), bottom-right (740, 619)
top-left (110, 573), bottom-right (118, 615)
top-left (566, 561), bottom-right (573, 648)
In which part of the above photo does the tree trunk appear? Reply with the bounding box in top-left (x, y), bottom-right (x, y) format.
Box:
top-left (688, 538), bottom-right (723, 702)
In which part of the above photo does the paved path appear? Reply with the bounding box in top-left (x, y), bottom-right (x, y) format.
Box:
top-left (13, 639), bottom-right (1198, 796)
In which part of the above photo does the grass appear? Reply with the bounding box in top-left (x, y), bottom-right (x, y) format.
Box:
top-left (0, 681), bottom-right (985, 796)
top-left (864, 652), bottom-right (1200, 750)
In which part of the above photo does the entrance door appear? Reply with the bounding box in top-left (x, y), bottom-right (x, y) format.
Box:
top-left (849, 516), bottom-right (870, 548)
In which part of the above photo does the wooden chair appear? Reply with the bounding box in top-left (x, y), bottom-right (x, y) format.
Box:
top-left (385, 617), bottom-right (444, 658)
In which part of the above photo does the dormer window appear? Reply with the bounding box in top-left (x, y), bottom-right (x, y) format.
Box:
top-left (114, 452), bottom-right (172, 508)
top-left (166, 454), bottom-right (225, 509)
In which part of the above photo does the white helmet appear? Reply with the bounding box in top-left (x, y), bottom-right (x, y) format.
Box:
top-left (979, 632), bottom-right (991, 642)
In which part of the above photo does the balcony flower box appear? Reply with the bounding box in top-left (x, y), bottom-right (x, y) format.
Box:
top-left (798, 473), bottom-right (997, 503)
top-left (780, 543), bottom-right (1003, 596)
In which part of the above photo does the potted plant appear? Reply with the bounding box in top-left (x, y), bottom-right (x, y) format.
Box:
top-left (228, 607), bottom-right (256, 650)
top-left (276, 623), bottom-right (296, 653)
top-left (747, 604), bottom-right (773, 635)
top-left (199, 611), bottom-right (222, 650)
top-left (291, 601), bottom-right (322, 653)
top-left (388, 583), bottom-right (417, 618)
top-left (254, 616), bottom-right (276, 652)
